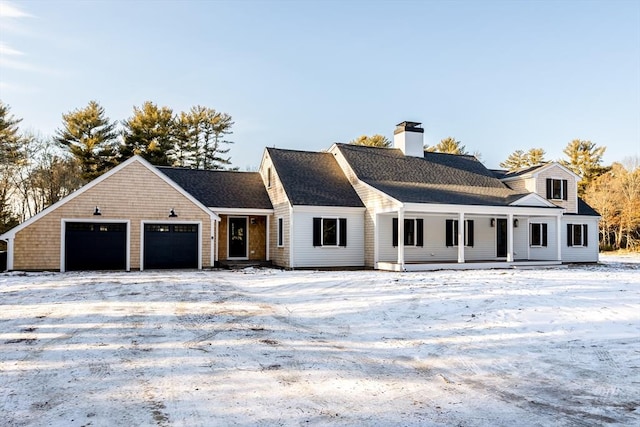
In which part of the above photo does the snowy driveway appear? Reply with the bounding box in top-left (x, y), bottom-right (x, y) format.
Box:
top-left (1, 255), bottom-right (639, 426)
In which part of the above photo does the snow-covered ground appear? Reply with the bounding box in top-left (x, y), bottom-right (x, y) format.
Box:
top-left (1, 254), bottom-right (639, 427)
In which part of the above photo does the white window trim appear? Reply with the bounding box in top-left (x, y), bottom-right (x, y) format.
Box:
top-left (570, 224), bottom-right (585, 247)
top-left (530, 222), bottom-right (545, 247)
top-left (321, 217), bottom-right (340, 247)
top-left (550, 178), bottom-right (565, 201)
top-left (403, 217), bottom-right (417, 247)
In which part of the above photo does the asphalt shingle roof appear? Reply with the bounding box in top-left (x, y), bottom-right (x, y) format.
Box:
top-left (266, 147), bottom-right (364, 207)
top-left (335, 143), bottom-right (521, 206)
top-left (157, 167), bottom-right (273, 209)
top-left (572, 198), bottom-right (600, 216)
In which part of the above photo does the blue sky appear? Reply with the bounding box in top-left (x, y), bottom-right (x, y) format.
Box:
top-left (1, 0), bottom-right (638, 170)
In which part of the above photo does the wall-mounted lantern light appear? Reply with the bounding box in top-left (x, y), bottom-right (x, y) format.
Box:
top-left (169, 208), bottom-right (178, 218)
top-left (513, 219), bottom-right (519, 228)
top-left (93, 206), bottom-right (101, 216)
top-left (490, 218), bottom-right (495, 227)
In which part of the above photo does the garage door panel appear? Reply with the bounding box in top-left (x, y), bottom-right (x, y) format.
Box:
top-left (65, 223), bottom-right (126, 271)
top-left (144, 224), bottom-right (198, 269)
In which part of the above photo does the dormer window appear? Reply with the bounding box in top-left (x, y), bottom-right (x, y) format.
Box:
top-left (546, 178), bottom-right (568, 201)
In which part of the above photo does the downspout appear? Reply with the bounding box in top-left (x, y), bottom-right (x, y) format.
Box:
top-left (556, 214), bottom-right (563, 261)
top-left (397, 207), bottom-right (405, 271)
top-left (507, 213), bottom-right (514, 262)
top-left (289, 204), bottom-right (294, 269)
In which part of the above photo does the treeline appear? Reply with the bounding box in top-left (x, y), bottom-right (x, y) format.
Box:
top-left (0, 100), bottom-right (235, 234)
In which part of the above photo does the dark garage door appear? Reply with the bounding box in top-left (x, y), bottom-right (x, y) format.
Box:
top-left (65, 222), bottom-right (127, 271)
top-left (144, 224), bottom-right (198, 269)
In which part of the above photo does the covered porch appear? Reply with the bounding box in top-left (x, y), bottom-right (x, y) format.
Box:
top-left (213, 208), bottom-right (273, 266)
top-left (374, 203), bottom-right (564, 272)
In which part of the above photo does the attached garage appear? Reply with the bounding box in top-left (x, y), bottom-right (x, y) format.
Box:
top-left (0, 156), bottom-right (219, 272)
top-left (143, 223), bottom-right (200, 269)
top-left (65, 222), bottom-right (128, 271)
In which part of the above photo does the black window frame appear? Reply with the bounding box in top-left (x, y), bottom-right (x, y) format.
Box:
top-left (445, 219), bottom-right (474, 247)
top-left (530, 223), bottom-right (548, 247)
top-left (392, 218), bottom-right (424, 247)
top-left (313, 217), bottom-right (347, 247)
top-left (277, 217), bottom-right (284, 247)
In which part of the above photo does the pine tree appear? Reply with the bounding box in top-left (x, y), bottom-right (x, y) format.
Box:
top-left (427, 137), bottom-right (467, 155)
top-left (499, 150), bottom-right (527, 171)
top-left (55, 101), bottom-right (119, 181)
top-left (500, 148), bottom-right (547, 171)
top-left (526, 148), bottom-right (546, 165)
top-left (120, 101), bottom-right (175, 165)
top-left (174, 106), bottom-right (234, 169)
top-left (561, 139), bottom-right (607, 195)
top-left (349, 134), bottom-right (391, 148)
top-left (0, 101), bottom-right (24, 234)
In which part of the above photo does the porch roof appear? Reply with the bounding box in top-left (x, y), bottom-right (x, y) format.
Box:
top-left (336, 143), bottom-right (537, 207)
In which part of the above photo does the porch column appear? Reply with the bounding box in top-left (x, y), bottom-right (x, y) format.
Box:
top-left (507, 213), bottom-right (514, 262)
top-left (458, 212), bottom-right (465, 263)
top-left (556, 215), bottom-right (562, 261)
top-left (214, 220), bottom-right (219, 264)
top-left (397, 208), bottom-right (405, 270)
top-left (266, 215), bottom-right (270, 261)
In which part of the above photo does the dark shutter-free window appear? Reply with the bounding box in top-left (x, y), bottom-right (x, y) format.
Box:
top-left (277, 217), bottom-right (284, 247)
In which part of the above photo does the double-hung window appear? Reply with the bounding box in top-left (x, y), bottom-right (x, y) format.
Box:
top-left (546, 178), bottom-right (568, 201)
top-left (530, 223), bottom-right (548, 247)
top-left (313, 217), bottom-right (347, 247)
top-left (567, 224), bottom-right (588, 247)
top-left (392, 218), bottom-right (424, 247)
top-left (445, 219), bottom-right (474, 247)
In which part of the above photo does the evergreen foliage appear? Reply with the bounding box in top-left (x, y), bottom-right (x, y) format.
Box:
top-left (427, 137), bottom-right (468, 155)
top-left (349, 134), bottom-right (391, 148)
top-left (120, 101), bottom-right (175, 165)
top-left (55, 101), bottom-right (119, 182)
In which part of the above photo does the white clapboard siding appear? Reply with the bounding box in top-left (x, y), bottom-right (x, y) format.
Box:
top-left (291, 208), bottom-right (365, 268)
top-left (561, 217), bottom-right (600, 263)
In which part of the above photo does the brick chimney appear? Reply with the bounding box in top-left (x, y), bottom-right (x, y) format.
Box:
top-left (393, 121), bottom-right (424, 157)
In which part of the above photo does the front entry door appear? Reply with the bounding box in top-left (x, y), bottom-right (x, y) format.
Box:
top-left (496, 218), bottom-right (508, 258)
top-left (228, 217), bottom-right (248, 258)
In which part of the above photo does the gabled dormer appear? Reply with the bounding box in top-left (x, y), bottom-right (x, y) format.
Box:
top-left (499, 163), bottom-right (581, 213)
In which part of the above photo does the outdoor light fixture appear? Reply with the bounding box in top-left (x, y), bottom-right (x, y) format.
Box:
top-left (169, 208), bottom-right (178, 218)
top-left (490, 218), bottom-right (495, 227)
top-left (514, 219), bottom-right (519, 227)
top-left (93, 206), bottom-right (101, 216)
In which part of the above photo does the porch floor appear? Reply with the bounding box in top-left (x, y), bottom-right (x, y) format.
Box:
top-left (376, 259), bottom-right (564, 272)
